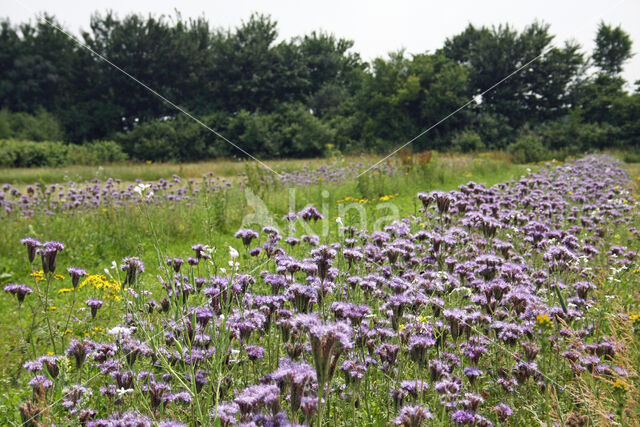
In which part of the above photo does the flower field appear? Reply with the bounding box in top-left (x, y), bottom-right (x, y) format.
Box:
top-left (2, 154), bottom-right (640, 426)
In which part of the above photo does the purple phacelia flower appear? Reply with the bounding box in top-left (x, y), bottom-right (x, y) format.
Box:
top-left (38, 241), bottom-right (64, 274)
top-left (120, 257), bottom-right (144, 285)
top-left (298, 205), bottom-right (324, 222)
top-left (20, 237), bottom-right (41, 263)
top-left (494, 403), bottom-right (514, 420)
top-left (4, 283), bottom-right (33, 304)
top-left (67, 267), bottom-right (87, 289)
top-left (235, 228), bottom-right (259, 247)
top-left (395, 405), bottom-right (434, 426)
top-left (86, 298), bottom-right (104, 318)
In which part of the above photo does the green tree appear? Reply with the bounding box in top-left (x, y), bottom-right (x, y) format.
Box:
top-left (357, 51), bottom-right (469, 152)
top-left (592, 22), bottom-right (633, 76)
top-left (0, 15), bottom-right (76, 115)
top-left (441, 22), bottom-right (584, 129)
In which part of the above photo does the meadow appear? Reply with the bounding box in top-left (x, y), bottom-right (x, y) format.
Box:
top-left (1, 151), bottom-right (639, 426)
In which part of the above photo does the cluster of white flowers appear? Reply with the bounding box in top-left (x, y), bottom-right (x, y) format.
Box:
top-left (133, 183), bottom-right (154, 199)
top-left (220, 246), bottom-right (240, 274)
top-left (103, 260), bottom-right (118, 279)
top-left (108, 326), bottom-right (134, 338)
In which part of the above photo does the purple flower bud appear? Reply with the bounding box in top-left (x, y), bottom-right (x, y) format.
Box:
top-left (67, 267), bottom-right (87, 289)
top-left (20, 237), bottom-right (41, 263)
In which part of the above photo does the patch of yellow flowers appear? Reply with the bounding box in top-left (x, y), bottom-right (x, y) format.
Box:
top-left (536, 313), bottom-right (552, 327)
top-left (79, 274), bottom-right (122, 300)
top-left (57, 273), bottom-right (122, 300)
top-left (30, 270), bottom-right (65, 282)
top-left (337, 194), bottom-right (400, 203)
top-left (378, 193), bottom-right (399, 201)
top-left (337, 196), bottom-right (369, 204)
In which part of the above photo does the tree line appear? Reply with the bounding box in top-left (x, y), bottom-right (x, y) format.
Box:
top-left (0, 12), bottom-right (638, 165)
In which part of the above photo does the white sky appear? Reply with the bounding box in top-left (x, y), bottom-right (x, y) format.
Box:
top-left (4, 0), bottom-right (640, 86)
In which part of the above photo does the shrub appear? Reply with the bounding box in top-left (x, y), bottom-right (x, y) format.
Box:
top-left (0, 139), bottom-right (127, 167)
top-left (65, 141), bottom-right (128, 165)
top-left (0, 109), bottom-right (65, 142)
top-left (451, 130), bottom-right (485, 152)
top-left (115, 120), bottom-right (180, 162)
top-left (507, 132), bottom-right (549, 164)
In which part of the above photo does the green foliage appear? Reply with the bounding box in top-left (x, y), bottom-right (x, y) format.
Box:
top-left (507, 130), bottom-right (550, 163)
top-left (116, 120), bottom-right (180, 162)
top-left (0, 13), bottom-right (638, 162)
top-left (0, 110), bottom-right (10, 139)
top-left (593, 22), bottom-right (633, 76)
top-left (357, 51), bottom-right (469, 151)
top-left (0, 109), bottom-right (64, 141)
top-left (0, 139), bottom-right (127, 167)
top-left (451, 130), bottom-right (485, 152)
top-left (441, 22), bottom-right (584, 128)
top-left (66, 140), bottom-right (129, 165)
top-left (540, 117), bottom-right (615, 152)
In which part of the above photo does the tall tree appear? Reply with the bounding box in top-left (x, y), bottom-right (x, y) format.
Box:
top-left (441, 22), bottom-right (584, 129)
top-left (207, 13), bottom-right (307, 113)
top-left (592, 22), bottom-right (633, 76)
top-left (0, 15), bottom-right (76, 113)
top-left (357, 51), bottom-right (469, 151)
top-left (293, 31), bottom-right (365, 117)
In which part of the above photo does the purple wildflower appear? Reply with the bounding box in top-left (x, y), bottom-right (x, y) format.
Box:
top-left (4, 283), bottom-right (33, 304)
top-left (20, 237), bottom-right (41, 263)
top-left (86, 298), bottom-right (104, 318)
top-left (67, 267), bottom-right (87, 289)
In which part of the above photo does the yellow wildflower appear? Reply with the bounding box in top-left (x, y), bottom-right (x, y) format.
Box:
top-left (57, 288), bottom-right (74, 295)
top-left (79, 274), bottom-right (122, 299)
top-left (49, 306), bottom-right (57, 311)
top-left (613, 379), bottom-right (627, 392)
top-left (399, 324), bottom-right (406, 331)
top-left (536, 313), bottom-right (552, 326)
top-left (30, 270), bottom-right (46, 282)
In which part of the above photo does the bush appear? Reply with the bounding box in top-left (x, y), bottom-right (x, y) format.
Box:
top-left (507, 132), bottom-right (549, 164)
top-left (227, 103), bottom-right (336, 158)
top-left (0, 109), bottom-right (65, 142)
top-left (539, 116), bottom-right (615, 152)
top-left (451, 130), bottom-right (485, 152)
top-left (66, 141), bottom-right (129, 165)
top-left (0, 139), bottom-right (127, 168)
top-left (115, 121), bottom-right (179, 162)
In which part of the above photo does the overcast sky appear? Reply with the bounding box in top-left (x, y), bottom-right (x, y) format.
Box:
top-left (4, 0), bottom-right (640, 85)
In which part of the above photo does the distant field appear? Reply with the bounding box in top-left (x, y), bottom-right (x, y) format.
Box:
top-left (0, 151), bottom-right (517, 185)
top-left (0, 155), bottom-right (361, 185)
